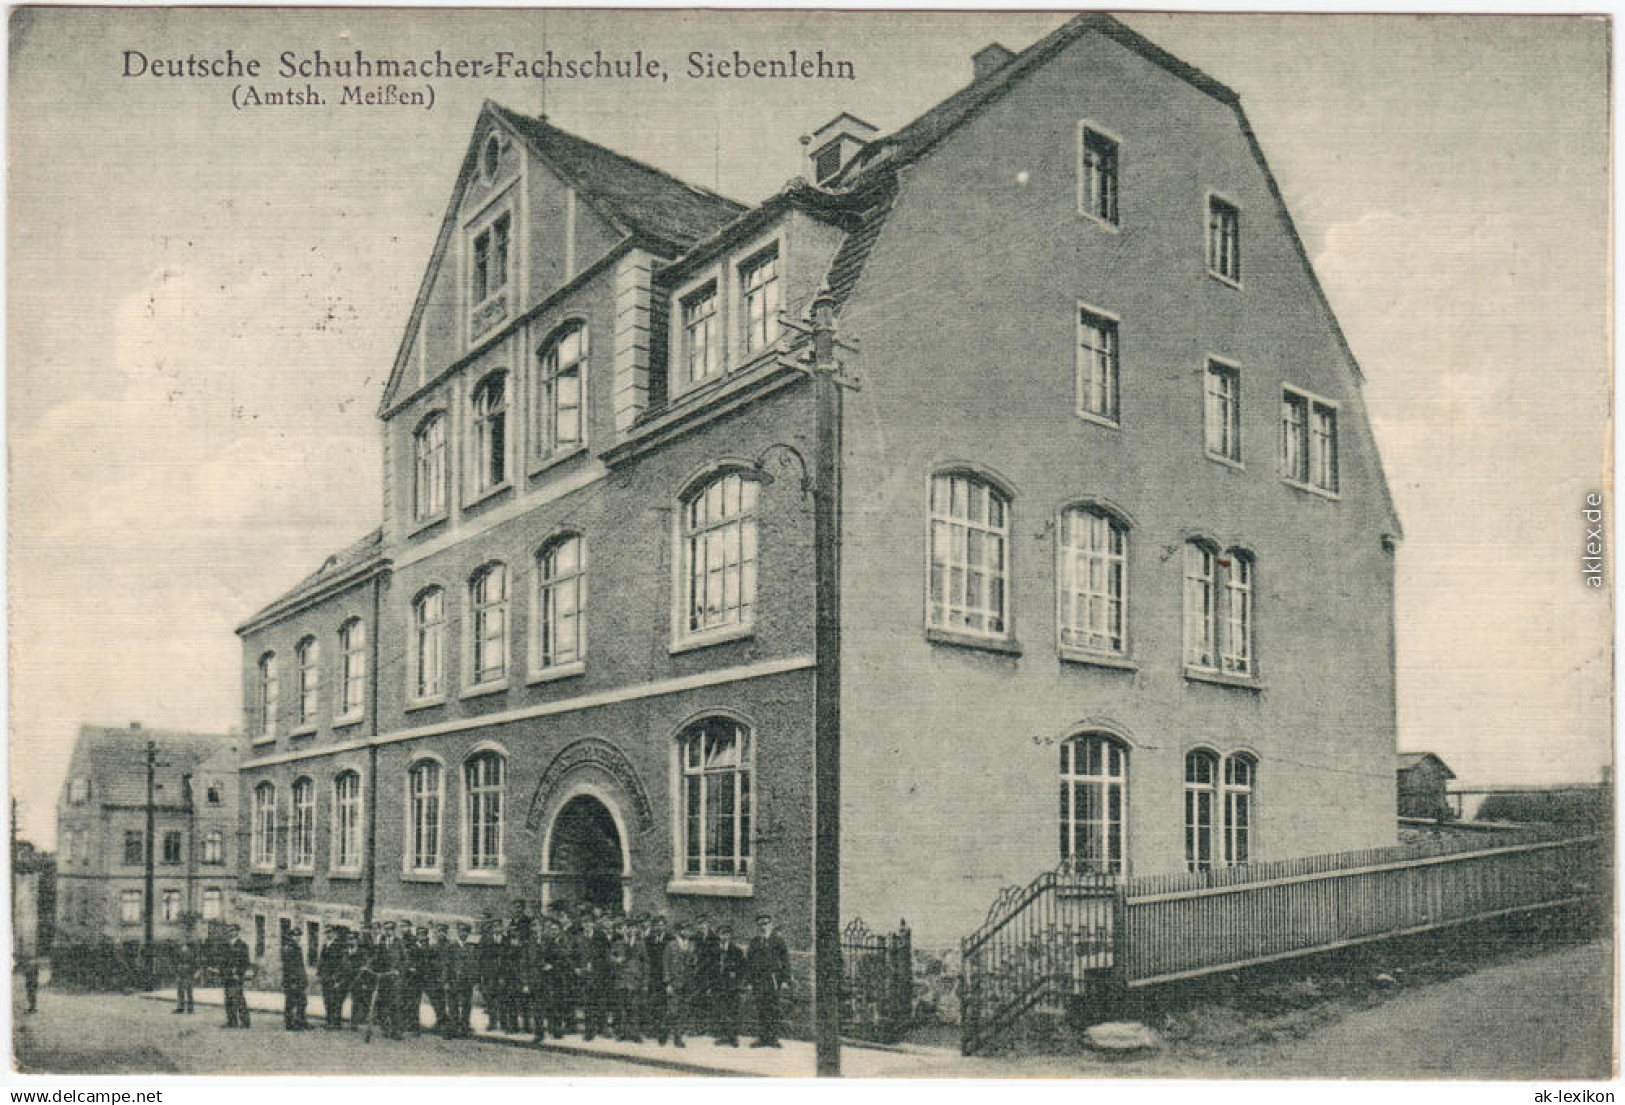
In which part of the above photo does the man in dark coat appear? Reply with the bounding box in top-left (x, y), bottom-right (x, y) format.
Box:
top-left (280, 929), bottom-right (310, 1030)
top-left (711, 925), bottom-right (746, 1046)
top-left (500, 917), bottom-right (527, 1033)
top-left (644, 915), bottom-right (671, 1044)
top-left (349, 924), bottom-right (378, 1031)
top-left (221, 924), bottom-right (253, 1029)
top-left (374, 921), bottom-right (406, 1040)
top-left (477, 920), bottom-right (505, 1033)
top-left (745, 913), bottom-right (790, 1047)
top-left (693, 916), bottom-right (721, 1034)
top-left (575, 916), bottom-right (612, 1040)
top-left (172, 939), bottom-right (197, 1014)
top-left (661, 923), bottom-right (700, 1048)
top-left (318, 928), bottom-right (350, 1028)
top-left (441, 921), bottom-right (476, 1039)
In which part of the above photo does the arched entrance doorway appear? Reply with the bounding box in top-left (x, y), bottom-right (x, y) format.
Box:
top-left (546, 794), bottom-right (625, 913)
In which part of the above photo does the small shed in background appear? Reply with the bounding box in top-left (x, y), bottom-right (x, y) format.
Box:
top-left (1398, 752), bottom-right (1457, 821)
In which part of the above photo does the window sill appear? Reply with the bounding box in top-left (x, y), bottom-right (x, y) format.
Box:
top-left (464, 480), bottom-right (513, 513)
top-left (250, 864), bottom-right (276, 875)
top-left (333, 712), bottom-right (364, 730)
top-left (528, 660), bottom-right (586, 686)
top-left (1206, 452), bottom-right (1244, 471)
top-left (328, 869), bottom-right (363, 882)
top-left (670, 623), bottom-right (754, 655)
top-left (1282, 477), bottom-right (1340, 501)
top-left (925, 626), bottom-right (1022, 657)
top-left (528, 444), bottom-right (588, 480)
top-left (1058, 647), bottom-right (1137, 671)
top-left (250, 733), bottom-right (277, 747)
top-left (461, 679), bottom-right (510, 701)
top-left (409, 512), bottom-right (449, 539)
top-left (288, 726), bottom-right (318, 740)
top-left (456, 869), bottom-right (508, 887)
top-left (401, 870), bottom-right (445, 884)
top-left (404, 695), bottom-right (447, 713)
top-left (288, 866), bottom-right (316, 877)
top-left (1183, 668), bottom-right (1263, 692)
top-left (1074, 409), bottom-right (1121, 431)
top-left (666, 878), bottom-right (754, 898)
top-left (1207, 270), bottom-right (1243, 292)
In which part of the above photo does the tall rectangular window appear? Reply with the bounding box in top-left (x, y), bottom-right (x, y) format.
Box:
top-left (1079, 127), bottom-right (1119, 225)
top-left (680, 473), bottom-right (759, 638)
top-left (1058, 507), bottom-right (1127, 655)
top-left (257, 653), bottom-right (278, 740)
top-left (1282, 389), bottom-right (1339, 493)
top-left (201, 887), bottom-right (223, 920)
top-left (202, 830), bottom-right (224, 865)
top-left (408, 761), bottom-right (442, 873)
top-left (1182, 543), bottom-right (1217, 670)
top-left (471, 372), bottom-right (508, 493)
top-left (161, 889), bottom-right (182, 923)
top-left (740, 247), bottom-right (782, 355)
top-left (1185, 542), bottom-right (1257, 678)
top-left (537, 535), bottom-right (586, 669)
top-left (332, 772), bottom-right (361, 872)
top-left (928, 473), bottom-right (1010, 638)
top-left (1207, 196), bottom-right (1241, 283)
top-left (679, 719), bottom-right (752, 880)
top-left (472, 212), bottom-right (510, 305)
top-left (682, 283), bottom-right (719, 385)
top-left (470, 563), bottom-right (509, 685)
top-left (413, 589), bottom-right (445, 700)
top-left (162, 830), bottom-right (182, 865)
top-left (465, 752), bottom-right (505, 871)
top-left (1059, 736), bottom-right (1126, 876)
top-left (120, 890), bottom-right (142, 925)
top-left (339, 619), bottom-right (366, 718)
top-left (123, 830), bottom-right (143, 867)
top-left (291, 778), bottom-right (316, 869)
top-left (296, 637), bottom-right (320, 725)
top-left (538, 324), bottom-right (587, 457)
top-left (1076, 308), bottom-right (1120, 423)
top-left (253, 783), bottom-right (277, 869)
top-left (1205, 360), bottom-right (1241, 462)
top-left (1311, 403), bottom-right (1339, 493)
top-left (413, 414), bottom-right (446, 521)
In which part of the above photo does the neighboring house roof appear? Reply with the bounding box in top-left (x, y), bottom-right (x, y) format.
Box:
top-left (1398, 752), bottom-right (1457, 780)
top-left (66, 726), bottom-right (239, 809)
top-left (488, 104), bottom-right (746, 251)
top-left (237, 527), bottom-right (384, 634)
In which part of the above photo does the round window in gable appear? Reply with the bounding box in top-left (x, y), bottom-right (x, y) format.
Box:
top-left (480, 132), bottom-right (502, 184)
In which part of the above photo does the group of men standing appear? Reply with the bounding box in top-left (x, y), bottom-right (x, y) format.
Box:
top-left (282, 908), bottom-right (792, 1049)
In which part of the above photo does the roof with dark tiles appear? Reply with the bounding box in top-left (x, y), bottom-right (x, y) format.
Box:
top-left (66, 726), bottom-right (239, 809)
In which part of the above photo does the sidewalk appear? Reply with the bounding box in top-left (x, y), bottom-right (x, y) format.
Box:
top-left (138, 986), bottom-right (985, 1077)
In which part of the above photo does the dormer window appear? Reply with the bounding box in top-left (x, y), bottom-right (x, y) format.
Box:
top-left (681, 282), bottom-right (720, 386)
top-left (812, 143), bottom-right (842, 184)
top-left (740, 246), bottom-right (782, 356)
top-left (470, 210), bottom-right (512, 340)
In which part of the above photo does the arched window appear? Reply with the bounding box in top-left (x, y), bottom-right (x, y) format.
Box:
top-left (1184, 750), bottom-right (1219, 873)
top-left (1058, 506), bottom-right (1128, 655)
top-left (471, 372), bottom-right (508, 493)
top-left (464, 751), bottom-right (505, 871)
top-left (469, 563), bottom-right (509, 686)
top-left (413, 413), bottom-right (447, 521)
top-left (1059, 734), bottom-right (1126, 875)
top-left (1183, 542), bottom-right (1255, 676)
top-left (677, 717), bottom-right (753, 880)
top-left (332, 771), bottom-right (362, 872)
top-left (257, 653), bottom-right (279, 740)
top-left (411, 588), bottom-right (445, 701)
top-left (290, 777), bottom-right (316, 869)
top-left (928, 472), bottom-right (1011, 638)
top-left (296, 637), bottom-right (320, 725)
top-left (537, 324), bottom-right (586, 458)
top-left (536, 535), bottom-right (586, 671)
top-left (1223, 754), bottom-right (1255, 865)
top-left (252, 782), bottom-right (276, 869)
top-left (338, 618), bottom-right (366, 719)
top-left (679, 471), bottom-right (759, 639)
top-left (407, 760), bottom-right (443, 874)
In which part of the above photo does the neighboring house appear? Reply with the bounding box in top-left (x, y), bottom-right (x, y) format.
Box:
top-left (54, 724), bottom-right (240, 946)
top-left (12, 839), bottom-right (55, 958)
top-left (235, 13), bottom-right (1400, 959)
top-left (1397, 752), bottom-right (1456, 821)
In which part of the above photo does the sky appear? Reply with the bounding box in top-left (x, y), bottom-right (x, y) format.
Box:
top-left (7, 10), bottom-right (1613, 849)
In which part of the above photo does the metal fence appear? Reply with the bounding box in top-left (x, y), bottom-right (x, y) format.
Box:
top-left (841, 917), bottom-right (913, 1043)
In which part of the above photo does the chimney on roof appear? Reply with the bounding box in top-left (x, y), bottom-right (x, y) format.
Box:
top-left (801, 113), bottom-right (879, 187)
top-left (973, 43), bottom-right (1015, 81)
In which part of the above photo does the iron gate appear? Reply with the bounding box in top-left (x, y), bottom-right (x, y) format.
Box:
top-left (841, 917), bottom-right (913, 1042)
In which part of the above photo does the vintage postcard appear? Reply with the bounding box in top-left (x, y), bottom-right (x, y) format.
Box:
top-left (7, 6), bottom-right (1614, 1091)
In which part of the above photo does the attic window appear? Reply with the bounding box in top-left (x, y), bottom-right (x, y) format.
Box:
top-left (480, 132), bottom-right (502, 184)
top-left (813, 143), bottom-right (842, 184)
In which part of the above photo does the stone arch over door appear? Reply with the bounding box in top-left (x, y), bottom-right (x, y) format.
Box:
top-left (527, 739), bottom-right (654, 914)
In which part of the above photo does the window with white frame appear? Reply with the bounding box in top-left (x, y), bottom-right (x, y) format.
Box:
top-left (469, 563), bottom-right (509, 686)
top-left (120, 889), bottom-right (142, 925)
top-left (201, 887), bottom-right (223, 920)
top-left (1059, 734), bottom-right (1126, 875)
top-left (296, 637), bottom-right (320, 725)
top-left (679, 472), bottom-right (759, 639)
top-left (740, 246), bottom-right (782, 356)
top-left (68, 777), bottom-right (88, 805)
top-left (412, 588), bottom-right (445, 700)
top-left (257, 652), bottom-right (278, 740)
top-left (472, 212), bottom-right (511, 308)
top-left (413, 413), bottom-right (447, 522)
top-left (1186, 750), bottom-right (1255, 870)
top-left (407, 760), bottom-right (442, 873)
top-left (1183, 542), bottom-right (1255, 677)
top-left (290, 777), bottom-right (316, 869)
top-left (1282, 390), bottom-right (1339, 493)
top-left (161, 888), bottom-right (182, 923)
top-left (202, 830), bottom-right (224, 866)
top-left (536, 535), bottom-right (585, 670)
top-left (471, 372), bottom-right (509, 494)
top-left (927, 472), bottom-right (1010, 639)
top-left (537, 323), bottom-right (586, 459)
top-left (1076, 308), bottom-right (1120, 424)
top-left (332, 771), bottom-right (362, 872)
top-left (162, 830), bottom-right (182, 865)
top-left (1079, 127), bottom-right (1119, 225)
top-left (681, 282), bottom-right (720, 386)
top-left (339, 618), bottom-right (365, 719)
top-left (252, 782), bottom-right (276, 869)
top-left (1204, 360), bottom-right (1241, 462)
top-left (1058, 506), bottom-right (1127, 655)
top-left (678, 717), bottom-right (752, 880)
top-left (464, 751), bottom-right (505, 871)
top-left (1207, 195), bottom-right (1241, 283)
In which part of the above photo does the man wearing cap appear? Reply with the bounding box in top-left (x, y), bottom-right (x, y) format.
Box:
top-left (477, 919), bottom-right (505, 1033)
top-left (349, 923), bottom-right (378, 1031)
top-left (711, 925), bottom-right (746, 1046)
top-left (661, 923), bottom-right (699, 1048)
top-left (442, 921), bottom-right (476, 1039)
top-left (645, 915), bottom-right (672, 1043)
top-left (280, 928), bottom-right (311, 1030)
top-left (318, 927), bottom-right (350, 1028)
top-left (220, 923), bottom-right (253, 1029)
top-left (745, 913), bottom-right (790, 1047)
top-left (374, 921), bottom-right (406, 1040)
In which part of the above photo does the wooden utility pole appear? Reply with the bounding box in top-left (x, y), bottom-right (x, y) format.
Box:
top-left (144, 740), bottom-right (157, 974)
top-left (810, 286), bottom-right (843, 1078)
